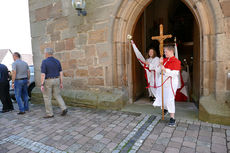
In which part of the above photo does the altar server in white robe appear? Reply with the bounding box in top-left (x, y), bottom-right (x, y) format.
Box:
top-left (145, 48), bottom-right (160, 102)
top-left (153, 46), bottom-right (181, 127)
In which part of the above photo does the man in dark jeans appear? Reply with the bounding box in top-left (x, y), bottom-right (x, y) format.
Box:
top-left (12, 52), bottom-right (30, 115)
top-left (0, 63), bottom-right (14, 113)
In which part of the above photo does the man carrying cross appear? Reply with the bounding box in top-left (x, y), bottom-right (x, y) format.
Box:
top-left (151, 24), bottom-right (181, 127)
top-left (153, 45), bottom-right (181, 127)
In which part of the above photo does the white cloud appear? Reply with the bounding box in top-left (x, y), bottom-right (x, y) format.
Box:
top-left (0, 0), bottom-right (32, 54)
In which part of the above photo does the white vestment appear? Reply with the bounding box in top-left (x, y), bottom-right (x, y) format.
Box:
top-left (153, 67), bottom-right (180, 113)
top-left (146, 57), bottom-right (160, 97)
top-left (181, 70), bottom-right (190, 100)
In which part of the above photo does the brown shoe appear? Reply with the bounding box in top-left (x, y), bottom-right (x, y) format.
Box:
top-left (43, 115), bottom-right (54, 118)
top-left (61, 109), bottom-right (68, 116)
top-left (17, 112), bottom-right (25, 115)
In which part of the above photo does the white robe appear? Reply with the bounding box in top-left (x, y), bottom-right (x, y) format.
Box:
top-left (153, 68), bottom-right (180, 113)
top-left (146, 57), bottom-right (160, 97)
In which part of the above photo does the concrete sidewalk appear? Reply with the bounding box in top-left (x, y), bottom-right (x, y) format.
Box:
top-left (0, 102), bottom-right (229, 153)
top-left (121, 98), bottom-right (199, 121)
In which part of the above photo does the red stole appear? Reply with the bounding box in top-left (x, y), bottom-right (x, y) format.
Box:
top-left (163, 56), bottom-right (181, 71)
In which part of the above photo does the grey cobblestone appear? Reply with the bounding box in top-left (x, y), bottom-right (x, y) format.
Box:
top-left (1, 104), bottom-right (230, 153)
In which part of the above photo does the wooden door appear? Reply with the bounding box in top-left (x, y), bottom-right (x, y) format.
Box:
top-left (192, 20), bottom-right (200, 103)
top-left (132, 13), bottom-right (146, 101)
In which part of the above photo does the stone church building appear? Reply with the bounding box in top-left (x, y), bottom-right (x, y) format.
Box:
top-left (29, 0), bottom-right (230, 124)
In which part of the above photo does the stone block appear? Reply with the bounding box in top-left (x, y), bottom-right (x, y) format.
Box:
top-left (76, 69), bottom-right (88, 77)
top-left (65, 38), bottom-right (75, 50)
top-left (86, 0), bottom-right (115, 10)
top-left (97, 92), bottom-right (126, 110)
top-left (55, 41), bottom-right (65, 52)
top-left (77, 58), bottom-right (94, 67)
top-left (88, 78), bottom-right (104, 86)
top-left (199, 95), bottom-right (230, 125)
top-left (68, 59), bottom-right (77, 69)
top-left (63, 70), bottom-right (74, 78)
top-left (68, 13), bottom-right (84, 30)
top-left (104, 66), bottom-right (113, 86)
top-left (35, 5), bottom-right (51, 21)
top-left (216, 33), bottom-right (228, 61)
top-left (61, 0), bottom-right (76, 17)
top-left (51, 31), bottom-right (60, 41)
top-left (70, 50), bottom-right (85, 59)
top-left (54, 52), bottom-right (62, 61)
top-left (50, 1), bottom-right (62, 19)
top-left (215, 62), bottom-right (226, 91)
top-left (72, 78), bottom-right (88, 89)
top-left (61, 27), bottom-right (78, 40)
top-left (54, 17), bottom-right (68, 31)
top-left (96, 43), bottom-right (111, 65)
top-left (29, 0), bottom-right (52, 11)
top-left (85, 45), bottom-right (96, 57)
top-left (76, 24), bottom-right (93, 33)
top-left (86, 4), bottom-right (115, 23)
top-left (64, 51), bottom-right (71, 60)
top-left (88, 29), bottom-right (107, 44)
top-left (31, 21), bottom-right (46, 37)
top-left (94, 21), bottom-right (109, 30)
top-left (221, 1), bottom-right (230, 17)
top-left (61, 61), bottom-right (69, 70)
top-left (88, 66), bottom-right (103, 77)
top-left (75, 33), bottom-right (87, 46)
top-left (47, 23), bottom-right (55, 34)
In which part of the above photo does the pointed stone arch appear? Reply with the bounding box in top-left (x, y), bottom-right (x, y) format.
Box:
top-left (112, 0), bottom-right (219, 103)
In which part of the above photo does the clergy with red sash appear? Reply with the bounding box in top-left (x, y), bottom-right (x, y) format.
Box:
top-left (153, 46), bottom-right (181, 127)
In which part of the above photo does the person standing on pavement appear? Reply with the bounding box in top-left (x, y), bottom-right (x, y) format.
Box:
top-left (11, 52), bottom-right (30, 115)
top-left (40, 48), bottom-right (67, 118)
top-left (0, 63), bottom-right (14, 113)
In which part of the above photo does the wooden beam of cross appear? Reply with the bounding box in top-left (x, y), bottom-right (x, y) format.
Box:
top-left (151, 24), bottom-right (172, 120)
top-left (152, 24), bottom-right (172, 57)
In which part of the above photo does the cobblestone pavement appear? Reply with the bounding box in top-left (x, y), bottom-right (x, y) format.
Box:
top-left (0, 104), bottom-right (230, 153)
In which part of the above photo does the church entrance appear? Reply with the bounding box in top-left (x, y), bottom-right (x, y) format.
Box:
top-left (132, 0), bottom-right (200, 104)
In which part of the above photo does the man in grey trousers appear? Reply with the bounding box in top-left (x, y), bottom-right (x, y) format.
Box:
top-left (40, 48), bottom-right (67, 118)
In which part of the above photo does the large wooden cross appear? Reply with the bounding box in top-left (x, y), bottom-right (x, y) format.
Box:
top-left (151, 24), bottom-right (172, 120)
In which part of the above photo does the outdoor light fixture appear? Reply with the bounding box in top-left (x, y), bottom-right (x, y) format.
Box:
top-left (72, 0), bottom-right (87, 16)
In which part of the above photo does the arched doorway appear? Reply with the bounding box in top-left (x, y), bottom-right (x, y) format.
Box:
top-left (112, 0), bottom-right (216, 105)
top-left (132, 0), bottom-right (200, 103)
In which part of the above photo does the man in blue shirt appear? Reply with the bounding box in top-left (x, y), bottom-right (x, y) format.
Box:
top-left (40, 48), bottom-right (67, 118)
top-left (0, 64), bottom-right (14, 113)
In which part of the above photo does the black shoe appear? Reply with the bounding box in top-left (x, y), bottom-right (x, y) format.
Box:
top-left (149, 96), bottom-right (153, 102)
top-left (61, 109), bottom-right (68, 116)
top-left (162, 109), bottom-right (169, 117)
top-left (17, 112), bottom-right (25, 115)
top-left (149, 96), bottom-right (156, 102)
top-left (168, 118), bottom-right (176, 127)
top-left (43, 115), bottom-right (54, 118)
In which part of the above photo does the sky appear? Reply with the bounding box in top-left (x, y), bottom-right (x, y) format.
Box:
top-left (0, 0), bottom-right (32, 54)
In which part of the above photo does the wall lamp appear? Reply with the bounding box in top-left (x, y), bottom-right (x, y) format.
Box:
top-left (72, 0), bottom-right (87, 16)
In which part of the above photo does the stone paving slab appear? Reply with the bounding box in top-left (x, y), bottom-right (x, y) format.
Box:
top-left (0, 104), bottom-right (230, 153)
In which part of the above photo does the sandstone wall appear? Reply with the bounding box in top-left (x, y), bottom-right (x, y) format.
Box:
top-left (29, 0), bottom-right (230, 109)
top-left (29, 0), bottom-right (127, 109)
